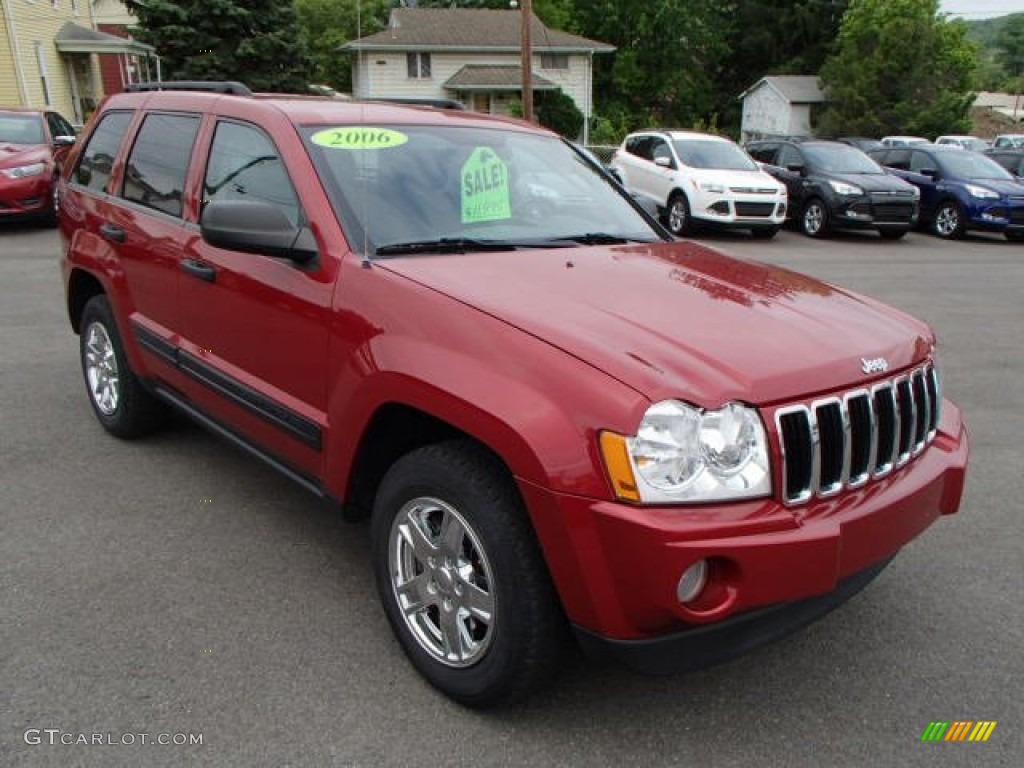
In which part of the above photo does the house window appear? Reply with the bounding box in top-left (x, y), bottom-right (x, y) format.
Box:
top-left (407, 53), bottom-right (431, 79)
top-left (540, 54), bottom-right (569, 70)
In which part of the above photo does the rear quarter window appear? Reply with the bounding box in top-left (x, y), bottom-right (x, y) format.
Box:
top-left (73, 110), bottom-right (133, 193)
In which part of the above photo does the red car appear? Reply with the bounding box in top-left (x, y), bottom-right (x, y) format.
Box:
top-left (58, 83), bottom-right (969, 707)
top-left (0, 107), bottom-right (77, 224)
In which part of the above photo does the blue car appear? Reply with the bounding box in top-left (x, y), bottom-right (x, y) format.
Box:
top-left (869, 145), bottom-right (1024, 241)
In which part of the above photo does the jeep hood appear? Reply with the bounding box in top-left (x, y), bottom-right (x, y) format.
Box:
top-left (380, 241), bottom-right (933, 406)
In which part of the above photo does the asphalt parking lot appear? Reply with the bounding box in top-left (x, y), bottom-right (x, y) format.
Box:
top-left (2, 222), bottom-right (1021, 768)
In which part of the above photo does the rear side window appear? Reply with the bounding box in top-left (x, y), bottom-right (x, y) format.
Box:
top-left (202, 121), bottom-right (301, 227)
top-left (74, 110), bottom-right (133, 193)
top-left (122, 113), bottom-right (200, 217)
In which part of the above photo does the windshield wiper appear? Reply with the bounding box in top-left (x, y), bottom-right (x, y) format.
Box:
top-left (548, 233), bottom-right (660, 245)
top-left (374, 238), bottom-right (518, 256)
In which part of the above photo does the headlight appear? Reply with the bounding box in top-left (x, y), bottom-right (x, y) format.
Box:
top-left (1, 162), bottom-right (46, 179)
top-left (695, 181), bottom-right (725, 194)
top-left (965, 184), bottom-right (998, 200)
top-left (828, 180), bottom-right (863, 196)
top-left (600, 400), bottom-right (771, 504)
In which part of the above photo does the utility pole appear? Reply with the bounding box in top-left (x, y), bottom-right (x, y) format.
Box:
top-left (519, 0), bottom-right (534, 122)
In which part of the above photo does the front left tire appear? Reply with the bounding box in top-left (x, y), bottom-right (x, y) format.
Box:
top-left (371, 440), bottom-right (565, 708)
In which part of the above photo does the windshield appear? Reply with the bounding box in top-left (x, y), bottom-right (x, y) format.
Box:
top-left (937, 151), bottom-right (1014, 180)
top-left (301, 124), bottom-right (661, 256)
top-left (0, 112), bottom-right (44, 145)
top-left (672, 139), bottom-right (757, 171)
top-left (804, 144), bottom-right (884, 174)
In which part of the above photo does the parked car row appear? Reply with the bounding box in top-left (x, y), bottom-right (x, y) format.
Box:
top-left (608, 129), bottom-right (1024, 243)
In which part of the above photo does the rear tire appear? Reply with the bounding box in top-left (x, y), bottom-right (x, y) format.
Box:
top-left (371, 440), bottom-right (565, 708)
top-left (79, 295), bottom-right (167, 438)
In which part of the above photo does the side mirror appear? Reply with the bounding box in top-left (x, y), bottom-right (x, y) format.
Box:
top-left (53, 135), bottom-right (76, 148)
top-left (200, 200), bottom-right (318, 263)
top-left (654, 155), bottom-right (672, 168)
top-left (920, 168), bottom-right (938, 179)
top-left (786, 163), bottom-right (805, 174)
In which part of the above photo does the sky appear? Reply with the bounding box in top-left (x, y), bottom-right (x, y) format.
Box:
top-left (940, 0), bottom-right (1024, 20)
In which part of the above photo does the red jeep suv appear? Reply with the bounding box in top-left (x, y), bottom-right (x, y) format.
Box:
top-left (58, 82), bottom-right (969, 707)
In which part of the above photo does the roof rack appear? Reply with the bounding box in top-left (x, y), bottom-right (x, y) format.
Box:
top-left (360, 97), bottom-right (466, 111)
top-left (124, 81), bottom-right (253, 96)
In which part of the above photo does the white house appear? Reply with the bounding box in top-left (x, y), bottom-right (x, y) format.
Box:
top-left (342, 8), bottom-right (614, 139)
top-left (739, 76), bottom-right (825, 142)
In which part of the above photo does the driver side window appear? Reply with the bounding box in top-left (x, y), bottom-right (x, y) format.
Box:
top-left (203, 121), bottom-right (302, 228)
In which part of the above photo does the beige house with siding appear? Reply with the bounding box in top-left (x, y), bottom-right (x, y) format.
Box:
top-left (1, 0), bottom-right (152, 126)
top-left (342, 8), bottom-right (614, 140)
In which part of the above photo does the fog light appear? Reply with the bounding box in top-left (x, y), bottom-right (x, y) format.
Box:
top-left (677, 560), bottom-right (708, 603)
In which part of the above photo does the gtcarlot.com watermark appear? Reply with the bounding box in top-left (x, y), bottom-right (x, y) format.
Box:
top-left (24, 729), bottom-right (203, 747)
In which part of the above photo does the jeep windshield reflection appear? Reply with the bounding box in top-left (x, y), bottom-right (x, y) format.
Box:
top-left (302, 124), bottom-right (663, 256)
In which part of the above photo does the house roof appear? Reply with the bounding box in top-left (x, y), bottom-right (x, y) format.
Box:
top-left (739, 76), bottom-right (824, 104)
top-left (444, 65), bottom-right (558, 91)
top-left (54, 22), bottom-right (154, 56)
top-left (343, 9), bottom-right (615, 53)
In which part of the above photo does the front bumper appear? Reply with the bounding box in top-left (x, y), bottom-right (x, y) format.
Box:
top-left (693, 192), bottom-right (787, 228)
top-left (964, 199), bottom-right (1024, 233)
top-left (0, 173), bottom-right (53, 218)
top-left (833, 194), bottom-right (918, 230)
top-left (518, 401), bottom-right (967, 670)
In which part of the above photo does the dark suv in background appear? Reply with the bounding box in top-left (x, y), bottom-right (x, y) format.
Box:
top-left (747, 139), bottom-right (919, 239)
top-left (870, 145), bottom-right (1024, 241)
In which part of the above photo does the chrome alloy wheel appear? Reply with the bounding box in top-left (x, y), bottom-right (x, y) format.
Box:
top-left (803, 202), bottom-right (824, 235)
top-left (389, 496), bottom-right (496, 667)
top-left (934, 204), bottom-right (959, 237)
top-left (668, 199), bottom-right (688, 233)
top-left (84, 321), bottom-right (120, 415)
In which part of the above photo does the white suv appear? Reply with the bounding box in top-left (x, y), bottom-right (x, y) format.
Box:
top-left (610, 130), bottom-right (786, 237)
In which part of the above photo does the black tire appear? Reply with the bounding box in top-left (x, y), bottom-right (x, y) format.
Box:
top-left (750, 226), bottom-right (780, 239)
top-left (1005, 230), bottom-right (1024, 242)
top-left (879, 228), bottom-right (909, 240)
top-left (663, 192), bottom-right (694, 236)
top-left (371, 440), bottom-right (565, 708)
top-left (79, 295), bottom-right (167, 438)
top-left (800, 198), bottom-right (831, 238)
top-left (931, 200), bottom-right (966, 239)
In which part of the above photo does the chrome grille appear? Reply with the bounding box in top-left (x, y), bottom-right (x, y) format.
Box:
top-left (775, 364), bottom-right (940, 505)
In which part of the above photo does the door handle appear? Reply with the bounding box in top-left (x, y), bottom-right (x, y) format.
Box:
top-left (99, 223), bottom-right (125, 243)
top-left (180, 258), bottom-right (217, 283)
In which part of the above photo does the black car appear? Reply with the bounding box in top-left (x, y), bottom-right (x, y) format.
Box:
top-left (747, 139), bottom-right (919, 238)
top-left (985, 148), bottom-right (1024, 181)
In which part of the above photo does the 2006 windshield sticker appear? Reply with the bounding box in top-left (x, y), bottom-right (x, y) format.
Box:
top-left (311, 127), bottom-right (408, 150)
top-left (461, 147), bottom-right (511, 224)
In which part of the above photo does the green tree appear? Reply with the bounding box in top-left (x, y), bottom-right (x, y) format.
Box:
top-left (296, 0), bottom-right (392, 91)
top-left (572, 0), bottom-right (732, 131)
top-left (125, 0), bottom-right (313, 92)
top-left (995, 14), bottom-right (1024, 85)
top-left (818, 0), bottom-right (977, 137)
top-left (534, 88), bottom-right (584, 138)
